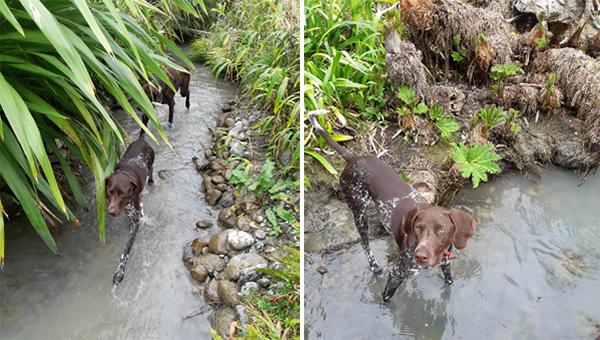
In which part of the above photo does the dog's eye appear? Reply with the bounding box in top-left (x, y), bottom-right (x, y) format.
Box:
top-left (438, 227), bottom-right (446, 234)
top-left (414, 226), bottom-right (421, 232)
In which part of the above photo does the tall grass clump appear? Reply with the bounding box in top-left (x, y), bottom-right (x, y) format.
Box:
top-left (189, 0), bottom-right (300, 175)
top-left (0, 0), bottom-right (195, 265)
top-left (303, 0), bottom-right (387, 183)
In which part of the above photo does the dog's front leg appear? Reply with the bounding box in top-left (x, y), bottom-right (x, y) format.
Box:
top-left (113, 203), bottom-right (141, 286)
top-left (382, 256), bottom-right (412, 303)
top-left (441, 259), bottom-right (453, 285)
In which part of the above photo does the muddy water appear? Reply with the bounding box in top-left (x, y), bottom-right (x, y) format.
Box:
top-left (305, 170), bottom-right (600, 339)
top-left (0, 64), bottom-right (236, 339)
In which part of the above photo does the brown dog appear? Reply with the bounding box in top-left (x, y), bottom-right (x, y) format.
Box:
top-left (308, 110), bottom-right (476, 302)
top-left (141, 63), bottom-right (191, 128)
top-left (105, 134), bottom-right (154, 285)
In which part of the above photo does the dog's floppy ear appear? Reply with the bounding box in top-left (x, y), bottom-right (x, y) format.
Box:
top-left (449, 209), bottom-right (476, 249)
top-left (128, 174), bottom-right (138, 194)
top-left (401, 207), bottom-right (421, 248)
top-left (105, 174), bottom-right (114, 187)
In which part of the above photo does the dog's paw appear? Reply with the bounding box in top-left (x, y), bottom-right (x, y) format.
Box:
top-left (113, 272), bottom-right (124, 286)
top-left (372, 265), bottom-right (383, 274)
top-left (167, 122), bottom-right (173, 128)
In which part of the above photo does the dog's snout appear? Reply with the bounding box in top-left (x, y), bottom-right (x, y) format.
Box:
top-left (414, 248), bottom-right (430, 265)
top-left (107, 205), bottom-right (118, 216)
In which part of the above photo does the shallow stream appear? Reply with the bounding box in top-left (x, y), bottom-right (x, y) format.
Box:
top-left (305, 169), bottom-right (600, 339)
top-left (0, 63), bottom-right (236, 339)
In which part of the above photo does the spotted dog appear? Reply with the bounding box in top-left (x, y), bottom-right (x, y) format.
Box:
top-left (105, 134), bottom-right (155, 286)
top-left (308, 110), bottom-right (476, 302)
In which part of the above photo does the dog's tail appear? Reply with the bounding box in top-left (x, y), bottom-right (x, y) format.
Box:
top-left (307, 110), bottom-right (354, 161)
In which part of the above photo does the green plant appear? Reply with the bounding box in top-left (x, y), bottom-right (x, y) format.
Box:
top-left (504, 108), bottom-right (522, 135)
top-left (451, 34), bottom-right (468, 62)
top-left (436, 118), bottom-right (461, 138)
top-left (362, 81), bottom-right (389, 121)
top-left (211, 247), bottom-right (300, 339)
top-left (472, 106), bottom-right (506, 134)
top-left (396, 85), bottom-right (429, 121)
top-left (427, 105), bottom-right (460, 138)
top-left (489, 62), bottom-right (524, 98)
top-left (303, 0), bottom-right (387, 177)
top-left (229, 158), bottom-right (299, 237)
top-left (451, 143), bottom-right (501, 188)
top-left (190, 0), bottom-right (300, 174)
top-left (428, 105), bottom-right (444, 121)
top-left (545, 72), bottom-right (556, 101)
top-left (0, 0), bottom-right (194, 263)
top-left (397, 85), bottom-right (419, 108)
top-left (535, 37), bottom-right (549, 48)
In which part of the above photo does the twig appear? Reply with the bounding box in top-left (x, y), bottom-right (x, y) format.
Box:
top-left (182, 303), bottom-right (219, 321)
top-left (262, 253), bottom-right (278, 262)
top-left (375, 2), bottom-right (397, 17)
top-left (507, 13), bottom-right (527, 23)
top-left (188, 28), bottom-right (211, 36)
top-left (517, 83), bottom-right (544, 89)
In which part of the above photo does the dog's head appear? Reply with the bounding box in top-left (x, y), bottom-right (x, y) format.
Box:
top-left (142, 81), bottom-right (162, 103)
top-left (401, 206), bottom-right (475, 267)
top-left (105, 172), bottom-right (137, 217)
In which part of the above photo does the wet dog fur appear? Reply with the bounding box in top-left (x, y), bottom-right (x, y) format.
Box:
top-left (308, 110), bottom-right (476, 302)
top-left (105, 135), bottom-right (154, 286)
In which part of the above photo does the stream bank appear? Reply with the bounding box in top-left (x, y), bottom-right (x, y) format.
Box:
top-left (182, 95), bottom-right (300, 338)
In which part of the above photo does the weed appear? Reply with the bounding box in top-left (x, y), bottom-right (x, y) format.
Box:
top-left (535, 38), bottom-right (549, 48)
top-left (504, 108), bottom-right (522, 135)
top-left (451, 35), bottom-right (468, 62)
top-left (472, 106), bottom-right (506, 134)
top-left (489, 62), bottom-right (524, 98)
top-left (427, 105), bottom-right (460, 138)
top-left (212, 247), bottom-right (300, 339)
top-left (229, 158), bottom-right (299, 238)
top-left (451, 143), bottom-right (501, 188)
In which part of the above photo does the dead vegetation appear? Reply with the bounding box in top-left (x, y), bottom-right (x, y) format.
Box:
top-left (533, 48), bottom-right (600, 152)
top-left (374, 0), bottom-right (600, 201)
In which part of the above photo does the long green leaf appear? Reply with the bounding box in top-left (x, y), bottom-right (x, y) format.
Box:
top-left (20, 0), bottom-right (95, 96)
top-left (0, 143), bottom-right (58, 255)
top-left (0, 72), bottom-right (68, 216)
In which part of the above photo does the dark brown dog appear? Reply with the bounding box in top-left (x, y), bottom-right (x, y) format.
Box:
top-left (308, 110), bottom-right (476, 302)
top-left (141, 63), bottom-right (191, 128)
top-left (105, 134), bottom-right (154, 286)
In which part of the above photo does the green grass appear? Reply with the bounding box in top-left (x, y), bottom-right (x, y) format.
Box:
top-left (303, 0), bottom-right (388, 183)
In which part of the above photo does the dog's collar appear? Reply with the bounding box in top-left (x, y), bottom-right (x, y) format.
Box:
top-left (445, 244), bottom-right (453, 258)
top-left (441, 244), bottom-right (454, 265)
top-left (114, 170), bottom-right (130, 176)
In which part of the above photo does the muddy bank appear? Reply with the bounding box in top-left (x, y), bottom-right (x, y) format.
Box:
top-left (182, 97), bottom-right (299, 338)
